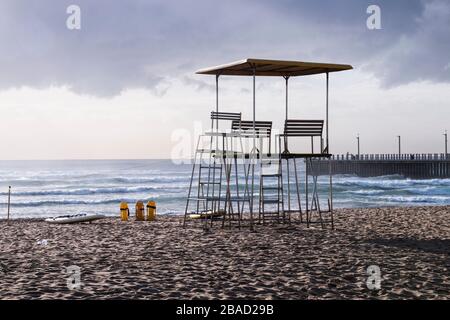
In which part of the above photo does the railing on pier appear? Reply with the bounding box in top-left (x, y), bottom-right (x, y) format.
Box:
top-left (310, 153), bottom-right (450, 178)
top-left (330, 153), bottom-right (449, 161)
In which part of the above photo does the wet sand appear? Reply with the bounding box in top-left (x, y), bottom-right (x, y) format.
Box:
top-left (0, 206), bottom-right (449, 299)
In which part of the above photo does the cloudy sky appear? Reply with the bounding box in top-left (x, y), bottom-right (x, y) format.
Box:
top-left (0, 0), bottom-right (449, 159)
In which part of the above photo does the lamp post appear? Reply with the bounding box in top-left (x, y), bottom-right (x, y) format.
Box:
top-left (397, 135), bottom-right (401, 157)
top-left (356, 134), bottom-right (360, 159)
top-left (445, 130), bottom-right (448, 159)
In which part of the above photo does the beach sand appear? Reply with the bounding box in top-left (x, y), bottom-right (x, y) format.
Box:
top-left (0, 206), bottom-right (449, 300)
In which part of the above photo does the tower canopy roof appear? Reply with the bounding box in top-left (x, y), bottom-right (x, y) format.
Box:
top-left (196, 58), bottom-right (353, 77)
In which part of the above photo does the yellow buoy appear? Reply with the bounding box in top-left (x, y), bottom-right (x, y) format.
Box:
top-left (146, 201), bottom-right (156, 221)
top-left (135, 201), bottom-right (145, 221)
top-left (120, 202), bottom-right (129, 221)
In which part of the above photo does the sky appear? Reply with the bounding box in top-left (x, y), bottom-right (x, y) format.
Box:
top-left (0, 0), bottom-right (449, 160)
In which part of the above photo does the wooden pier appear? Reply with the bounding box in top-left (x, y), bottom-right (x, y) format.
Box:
top-left (310, 154), bottom-right (450, 179)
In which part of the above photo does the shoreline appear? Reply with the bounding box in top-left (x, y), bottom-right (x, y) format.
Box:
top-left (0, 205), bottom-right (449, 299)
top-left (2, 203), bottom-right (450, 221)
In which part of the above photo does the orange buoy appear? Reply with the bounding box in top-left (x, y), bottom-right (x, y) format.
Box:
top-left (146, 201), bottom-right (156, 221)
top-left (120, 202), bottom-right (129, 221)
top-left (135, 201), bottom-right (145, 221)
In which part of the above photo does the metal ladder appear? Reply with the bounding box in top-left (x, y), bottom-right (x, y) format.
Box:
top-left (258, 156), bottom-right (285, 224)
top-left (183, 111), bottom-right (241, 227)
top-left (184, 133), bottom-right (225, 228)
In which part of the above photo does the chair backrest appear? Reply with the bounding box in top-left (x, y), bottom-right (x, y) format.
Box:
top-left (231, 120), bottom-right (272, 138)
top-left (210, 111), bottom-right (241, 121)
top-left (283, 120), bottom-right (324, 137)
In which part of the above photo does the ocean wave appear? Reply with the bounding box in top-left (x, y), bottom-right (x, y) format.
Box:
top-left (402, 186), bottom-right (450, 196)
top-left (333, 174), bottom-right (405, 180)
top-left (343, 189), bottom-right (385, 195)
top-left (0, 175), bottom-right (192, 187)
top-left (0, 185), bottom-right (185, 197)
top-left (0, 197), bottom-right (164, 207)
top-left (334, 177), bottom-right (450, 189)
top-left (376, 195), bottom-right (450, 203)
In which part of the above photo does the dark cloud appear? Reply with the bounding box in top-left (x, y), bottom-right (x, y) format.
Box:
top-left (0, 0), bottom-right (448, 96)
top-left (367, 0), bottom-right (450, 86)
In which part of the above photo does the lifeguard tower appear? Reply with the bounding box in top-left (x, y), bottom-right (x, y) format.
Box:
top-left (183, 58), bottom-right (352, 230)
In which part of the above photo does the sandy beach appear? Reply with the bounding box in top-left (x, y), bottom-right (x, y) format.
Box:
top-left (0, 206), bottom-right (448, 300)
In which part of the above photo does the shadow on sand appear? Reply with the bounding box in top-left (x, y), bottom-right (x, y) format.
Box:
top-left (366, 238), bottom-right (450, 255)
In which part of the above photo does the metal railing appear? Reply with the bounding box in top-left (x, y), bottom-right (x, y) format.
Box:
top-left (330, 153), bottom-right (449, 161)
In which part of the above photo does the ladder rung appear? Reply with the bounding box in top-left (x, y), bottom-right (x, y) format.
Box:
top-left (188, 196), bottom-right (222, 201)
top-left (261, 173), bottom-right (281, 178)
top-left (200, 166), bottom-right (222, 169)
top-left (202, 132), bottom-right (226, 137)
top-left (188, 197), bottom-right (207, 201)
top-left (262, 186), bottom-right (282, 190)
top-left (261, 161), bottom-right (277, 166)
top-left (199, 181), bottom-right (221, 184)
top-left (261, 159), bottom-right (279, 163)
top-left (214, 151), bottom-right (243, 157)
top-left (196, 149), bottom-right (221, 153)
top-left (227, 197), bottom-right (252, 202)
top-left (262, 199), bottom-right (282, 204)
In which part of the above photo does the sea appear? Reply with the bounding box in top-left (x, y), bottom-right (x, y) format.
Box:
top-left (0, 159), bottom-right (449, 219)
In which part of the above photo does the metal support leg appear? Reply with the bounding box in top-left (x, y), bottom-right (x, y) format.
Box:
top-left (305, 159), bottom-right (309, 227)
top-left (250, 161), bottom-right (255, 231)
top-left (183, 151), bottom-right (198, 227)
top-left (329, 159), bottom-right (334, 230)
top-left (293, 158), bottom-right (302, 223)
top-left (286, 158), bottom-right (291, 214)
top-left (234, 155), bottom-right (241, 229)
